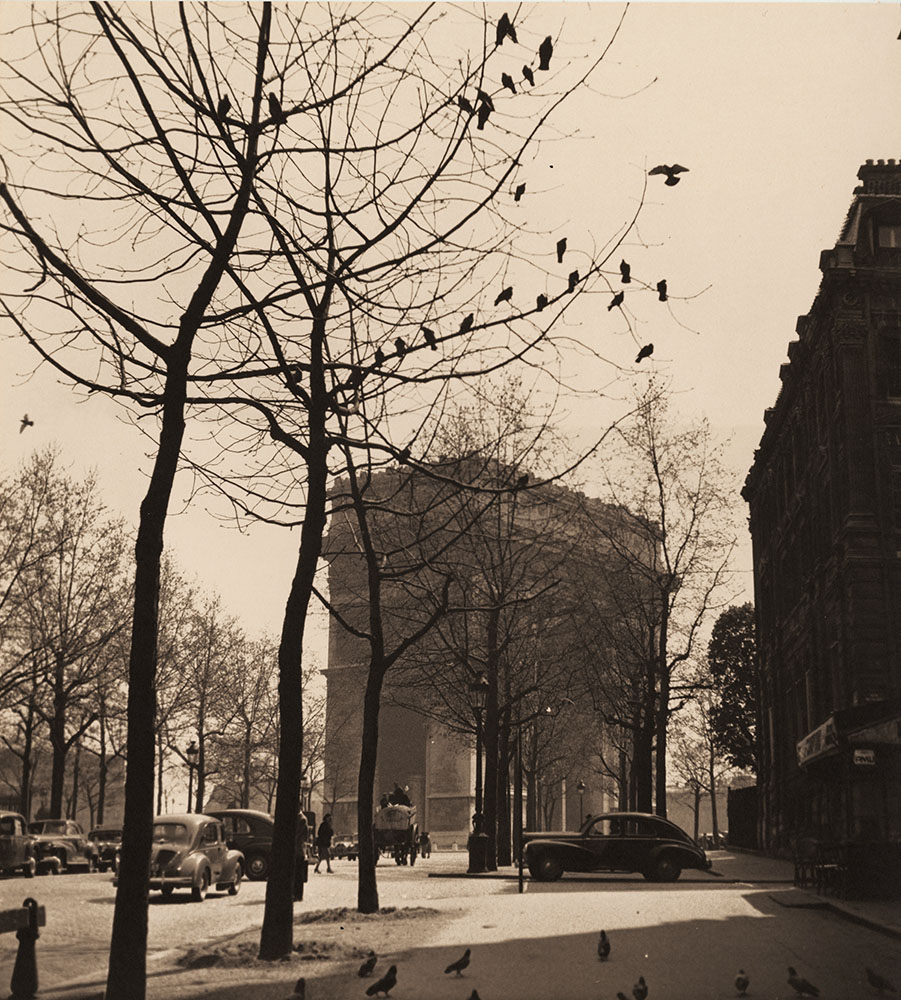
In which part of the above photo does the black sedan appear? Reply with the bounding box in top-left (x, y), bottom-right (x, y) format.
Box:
top-left (524, 812), bottom-right (710, 883)
top-left (206, 809), bottom-right (279, 881)
top-left (88, 827), bottom-right (122, 873)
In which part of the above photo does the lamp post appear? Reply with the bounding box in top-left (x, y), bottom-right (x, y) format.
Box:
top-left (185, 740), bottom-right (198, 813)
top-left (468, 673), bottom-right (489, 817)
top-left (576, 779), bottom-right (586, 828)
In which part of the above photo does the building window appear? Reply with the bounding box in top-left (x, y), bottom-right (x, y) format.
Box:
top-left (877, 223), bottom-right (901, 248)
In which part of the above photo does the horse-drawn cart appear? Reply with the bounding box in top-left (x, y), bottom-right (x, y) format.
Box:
top-left (373, 804), bottom-right (418, 866)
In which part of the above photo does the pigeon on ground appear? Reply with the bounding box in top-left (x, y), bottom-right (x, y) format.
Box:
top-left (457, 95), bottom-right (474, 114)
top-left (617, 995), bottom-right (629, 1000)
top-left (476, 90), bottom-right (495, 112)
top-left (633, 975), bottom-right (648, 1000)
top-left (538, 35), bottom-right (553, 71)
top-left (366, 964), bottom-right (397, 996)
top-left (422, 326), bottom-right (438, 350)
top-left (494, 286), bottom-right (513, 306)
top-left (19, 414), bottom-right (34, 434)
top-left (657, 279), bottom-right (668, 302)
top-left (496, 12), bottom-right (516, 45)
top-left (459, 313), bottom-right (474, 334)
top-left (217, 95), bottom-right (230, 118)
top-left (556, 237), bottom-right (567, 263)
top-left (522, 65), bottom-right (535, 87)
top-left (648, 163), bottom-right (689, 186)
top-left (866, 967), bottom-right (897, 994)
top-left (620, 260), bottom-right (631, 283)
top-left (445, 948), bottom-right (471, 977)
top-left (536, 294), bottom-right (548, 311)
top-left (501, 72), bottom-right (516, 94)
top-left (608, 291), bottom-right (624, 311)
top-left (787, 966), bottom-right (820, 997)
top-left (268, 92), bottom-right (285, 122)
top-left (394, 337), bottom-right (407, 357)
top-left (373, 347), bottom-right (385, 367)
top-left (735, 969), bottom-right (750, 995)
top-left (514, 183), bottom-right (526, 202)
top-left (358, 952), bottom-right (377, 977)
top-left (597, 930), bottom-right (610, 960)
top-left (294, 978), bottom-right (305, 998)
top-left (477, 102), bottom-right (491, 130)
top-left (467, 993), bottom-right (481, 1000)
top-left (567, 270), bottom-right (579, 293)
top-left (635, 344), bottom-right (654, 363)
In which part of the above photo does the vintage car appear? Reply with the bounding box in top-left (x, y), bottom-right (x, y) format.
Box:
top-left (207, 808), bottom-right (314, 880)
top-left (27, 819), bottom-right (98, 873)
top-left (88, 827), bottom-right (122, 873)
top-left (146, 814), bottom-right (243, 900)
top-left (524, 811), bottom-right (711, 883)
top-left (0, 811), bottom-right (37, 878)
top-left (333, 835), bottom-right (360, 861)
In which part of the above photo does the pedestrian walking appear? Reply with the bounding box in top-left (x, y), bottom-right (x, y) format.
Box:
top-left (314, 813), bottom-right (334, 873)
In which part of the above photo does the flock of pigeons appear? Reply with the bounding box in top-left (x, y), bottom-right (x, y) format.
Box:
top-left (288, 934), bottom-right (898, 999)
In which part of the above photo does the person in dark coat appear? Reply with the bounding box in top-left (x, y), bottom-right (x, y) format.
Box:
top-left (294, 813), bottom-right (309, 899)
top-left (314, 813), bottom-right (334, 873)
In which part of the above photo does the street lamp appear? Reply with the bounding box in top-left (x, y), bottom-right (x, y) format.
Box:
top-left (468, 673), bottom-right (489, 817)
top-left (185, 740), bottom-right (198, 813)
top-left (576, 779), bottom-right (586, 828)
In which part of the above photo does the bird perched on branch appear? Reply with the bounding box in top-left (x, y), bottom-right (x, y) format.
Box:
top-left (608, 291), bottom-right (624, 311)
top-left (373, 347), bottom-right (385, 367)
top-left (358, 952), bottom-right (377, 978)
top-left (459, 313), bottom-right (475, 334)
top-left (496, 12), bottom-right (516, 45)
top-left (567, 270), bottom-right (579, 293)
top-left (19, 414), bottom-right (34, 434)
top-left (217, 95), bottom-right (231, 118)
top-left (556, 237), bottom-right (567, 263)
top-left (632, 975), bottom-right (649, 1000)
top-left (536, 293), bottom-right (548, 311)
top-left (397, 447), bottom-right (411, 464)
top-left (522, 65), bottom-right (535, 87)
top-left (267, 92), bottom-right (286, 123)
top-left (444, 948), bottom-right (471, 977)
top-left (476, 90), bottom-right (494, 112)
top-left (657, 279), bottom-right (668, 302)
top-left (787, 966), bottom-right (820, 997)
top-left (477, 102), bottom-right (491, 130)
top-left (866, 967), bottom-right (897, 994)
top-left (620, 260), bottom-right (631, 283)
top-left (597, 930), bottom-right (610, 961)
top-left (538, 36), bottom-right (553, 71)
top-left (457, 94), bottom-right (474, 115)
top-left (501, 72), bottom-right (516, 94)
top-left (365, 964), bottom-right (397, 997)
top-left (648, 163), bottom-right (689, 186)
top-left (422, 326), bottom-right (438, 350)
top-left (394, 337), bottom-right (407, 357)
top-left (514, 182), bottom-right (526, 202)
top-left (734, 969), bottom-right (750, 996)
top-left (494, 286), bottom-right (513, 306)
top-left (635, 344), bottom-right (654, 363)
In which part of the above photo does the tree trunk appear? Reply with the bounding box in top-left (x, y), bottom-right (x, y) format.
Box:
top-left (483, 609), bottom-right (500, 870)
top-left (357, 664), bottom-right (387, 913)
top-left (70, 744), bottom-right (81, 820)
top-left (617, 746), bottom-right (628, 812)
top-left (18, 698), bottom-right (35, 818)
top-left (692, 783), bottom-right (701, 841)
top-left (156, 732), bottom-right (165, 815)
top-left (655, 603), bottom-right (670, 818)
top-left (709, 742), bottom-right (719, 842)
top-left (496, 722), bottom-right (511, 866)
top-left (242, 729), bottom-right (252, 809)
top-left (97, 705), bottom-right (107, 825)
top-left (49, 654), bottom-right (67, 817)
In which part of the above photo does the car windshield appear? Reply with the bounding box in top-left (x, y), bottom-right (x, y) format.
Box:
top-left (152, 823), bottom-right (191, 845)
top-left (91, 829), bottom-right (121, 839)
top-left (29, 821), bottom-right (66, 834)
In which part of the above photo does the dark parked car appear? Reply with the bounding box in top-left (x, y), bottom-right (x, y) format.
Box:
top-left (0, 811), bottom-right (37, 878)
top-left (27, 819), bottom-right (98, 873)
top-left (142, 814), bottom-right (243, 901)
top-left (524, 812), bottom-right (711, 883)
top-left (207, 808), bottom-right (310, 880)
top-left (88, 827), bottom-right (122, 873)
top-left (333, 835), bottom-right (359, 861)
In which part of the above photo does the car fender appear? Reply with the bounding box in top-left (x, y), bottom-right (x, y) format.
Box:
top-left (525, 838), bottom-right (592, 868)
top-left (648, 843), bottom-right (701, 869)
top-left (221, 849), bottom-right (244, 882)
top-left (176, 852), bottom-right (206, 879)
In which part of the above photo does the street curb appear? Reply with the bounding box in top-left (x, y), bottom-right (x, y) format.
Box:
top-left (768, 892), bottom-right (901, 941)
top-left (427, 871), bottom-right (796, 885)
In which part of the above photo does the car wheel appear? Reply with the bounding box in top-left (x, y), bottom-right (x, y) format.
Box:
top-left (191, 867), bottom-right (210, 902)
top-left (23, 858), bottom-right (36, 878)
top-left (98, 862), bottom-right (108, 874)
top-left (228, 863), bottom-right (243, 896)
top-left (245, 852), bottom-right (269, 881)
top-left (654, 855), bottom-right (682, 882)
top-left (56, 852), bottom-right (68, 873)
top-left (530, 854), bottom-right (564, 882)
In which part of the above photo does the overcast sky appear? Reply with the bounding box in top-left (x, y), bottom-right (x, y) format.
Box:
top-left (1, 2), bottom-right (897, 655)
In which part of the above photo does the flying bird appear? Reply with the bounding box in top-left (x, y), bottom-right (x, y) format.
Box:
top-left (366, 964), bottom-right (397, 997)
top-left (514, 182), bottom-right (526, 202)
top-left (445, 948), bottom-right (471, 977)
top-left (620, 260), bottom-right (631, 283)
top-left (494, 286), bottom-right (513, 306)
top-left (787, 967), bottom-right (820, 997)
top-left (422, 326), bottom-right (438, 350)
top-left (538, 35), bottom-right (553, 71)
top-left (866, 967), bottom-right (897, 994)
top-left (635, 344), bottom-right (654, 363)
top-left (567, 270), bottom-right (579, 293)
top-left (294, 978), bottom-right (305, 998)
top-left (657, 279), bottom-right (668, 302)
top-left (597, 930), bottom-right (610, 960)
top-left (373, 347), bottom-right (385, 367)
top-left (19, 414), bottom-right (34, 434)
top-left (459, 313), bottom-right (475, 334)
top-left (394, 337), bottom-right (407, 357)
top-left (556, 237), bottom-right (567, 263)
top-left (476, 89), bottom-right (495, 112)
top-left (267, 92), bottom-right (285, 122)
top-left (735, 969), bottom-right (750, 996)
top-left (522, 65), bottom-right (535, 87)
top-left (457, 95), bottom-right (474, 115)
top-left (536, 293), bottom-right (548, 311)
top-left (358, 952), bottom-right (378, 977)
top-left (501, 72), bottom-right (516, 94)
top-left (477, 102), bottom-right (491, 130)
top-left (216, 95), bottom-right (230, 118)
top-left (608, 291), bottom-right (624, 311)
top-left (633, 975), bottom-right (648, 1000)
top-left (648, 163), bottom-right (689, 186)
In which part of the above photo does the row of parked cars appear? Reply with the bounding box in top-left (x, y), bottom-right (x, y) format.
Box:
top-left (0, 811), bottom-right (122, 877)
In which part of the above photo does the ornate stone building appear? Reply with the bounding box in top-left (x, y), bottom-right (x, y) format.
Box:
top-left (743, 159), bottom-right (901, 853)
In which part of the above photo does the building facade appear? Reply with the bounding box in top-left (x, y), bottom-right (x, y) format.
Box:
top-left (743, 159), bottom-right (901, 853)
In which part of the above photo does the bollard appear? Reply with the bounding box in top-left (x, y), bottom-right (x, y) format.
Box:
top-left (10, 898), bottom-right (40, 1000)
top-left (467, 831), bottom-right (488, 873)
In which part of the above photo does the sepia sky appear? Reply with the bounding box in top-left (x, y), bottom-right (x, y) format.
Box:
top-left (1, 1), bottom-right (897, 653)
